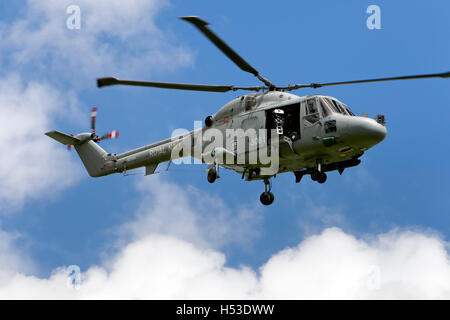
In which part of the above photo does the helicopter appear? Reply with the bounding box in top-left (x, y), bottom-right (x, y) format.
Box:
top-left (45, 16), bottom-right (449, 206)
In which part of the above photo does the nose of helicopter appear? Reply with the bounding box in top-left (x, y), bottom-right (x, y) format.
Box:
top-left (343, 116), bottom-right (387, 147)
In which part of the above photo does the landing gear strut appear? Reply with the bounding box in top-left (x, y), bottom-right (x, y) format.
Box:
top-left (260, 179), bottom-right (275, 206)
top-left (310, 160), bottom-right (327, 184)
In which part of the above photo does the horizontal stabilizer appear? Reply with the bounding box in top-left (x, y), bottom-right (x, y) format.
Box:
top-left (45, 130), bottom-right (81, 146)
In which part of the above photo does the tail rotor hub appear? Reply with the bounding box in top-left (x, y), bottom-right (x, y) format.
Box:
top-left (67, 107), bottom-right (119, 150)
top-left (90, 106), bottom-right (119, 144)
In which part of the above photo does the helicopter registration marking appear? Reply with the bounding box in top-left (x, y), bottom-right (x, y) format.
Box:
top-left (220, 116), bottom-right (229, 123)
top-left (101, 162), bottom-right (114, 170)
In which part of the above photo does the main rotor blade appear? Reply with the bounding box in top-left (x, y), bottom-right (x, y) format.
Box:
top-left (283, 71), bottom-right (450, 91)
top-left (97, 77), bottom-right (265, 92)
top-left (180, 16), bottom-right (275, 89)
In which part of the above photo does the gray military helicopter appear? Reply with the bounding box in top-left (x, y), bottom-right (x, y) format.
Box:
top-left (46, 16), bottom-right (449, 205)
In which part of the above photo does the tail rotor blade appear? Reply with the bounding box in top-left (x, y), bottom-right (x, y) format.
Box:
top-left (99, 130), bottom-right (119, 141)
top-left (91, 107), bottom-right (98, 134)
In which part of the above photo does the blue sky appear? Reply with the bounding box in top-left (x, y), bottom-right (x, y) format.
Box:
top-left (0, 0), bottom-right (449, 298)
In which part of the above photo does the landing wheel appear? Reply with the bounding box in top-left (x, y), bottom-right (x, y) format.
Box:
top-left (311, 171), bottom-right (318, 181)
top-left (260, 191), bottom-right (275, 206)
top-left (317, 172), bottom-right (327, 184)
top-left (260, 179), bottom-right (275, 205)
top-left (207, 168), bottom-right (217, 183)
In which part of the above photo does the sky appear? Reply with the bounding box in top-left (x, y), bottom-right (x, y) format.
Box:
top-left (0, 0), bottom-right (449, 299)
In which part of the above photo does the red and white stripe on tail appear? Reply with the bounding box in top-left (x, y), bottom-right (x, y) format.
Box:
top-left (67, 133), bottom-right (74, 151)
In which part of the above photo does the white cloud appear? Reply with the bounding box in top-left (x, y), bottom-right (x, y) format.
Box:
top-left (0, 0), bottom-right (194, 210)
top-left (0, 226), bottom-right (35, 284)
top-left (1, 161), bottom-right (448, 299)
top-left (1, 0), bottom-right (193, 86)
top-left (286, 186), bottom-right (348, 235)
top-left (121, 176), bottom-right (263, 249)
top-left (0, 225), bottom-right (449, 299)
top-left (0, 74), bottom-right (81, 212)
top-left (299, 201), bottom-right (347, 236)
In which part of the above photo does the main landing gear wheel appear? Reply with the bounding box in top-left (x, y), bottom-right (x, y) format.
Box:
top-left (317, 172), bottom-right (327, 184)
top-left (260, 179), bottom-right (275, 206)
top-left (260, 192), bottom-right (274, 206)
top-left (311, 171), bottom-right (327, 183)
top-left (207, 168), bottom-right (217, 183)
top-left (311, 160), bottom-right (327, 184)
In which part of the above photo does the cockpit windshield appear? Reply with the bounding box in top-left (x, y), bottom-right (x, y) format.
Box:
top-left (343, 104), bottom-right (355, 116)
top-left (342, 104), bottom-right (355, 117)
top-left (322, 98), bottom-right (355, 116)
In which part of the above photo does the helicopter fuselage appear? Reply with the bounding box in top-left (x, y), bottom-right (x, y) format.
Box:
top-left (76, 91), bottom-right (386, 182)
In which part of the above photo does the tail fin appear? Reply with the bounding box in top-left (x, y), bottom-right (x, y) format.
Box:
top-left (73, 140), bottom-right (107, 177)
top-left (46, 131), bottom-right (108, 177)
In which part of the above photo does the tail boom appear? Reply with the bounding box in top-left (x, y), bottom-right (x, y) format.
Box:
top-left (46, 130), bottom-right (196, 177)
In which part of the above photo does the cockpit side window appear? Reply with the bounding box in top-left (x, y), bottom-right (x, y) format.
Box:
top-left (304, 98), bottom-right (320, 124)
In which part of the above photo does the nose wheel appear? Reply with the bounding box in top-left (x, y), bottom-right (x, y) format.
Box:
top-left (207, 162), bottom-right (219, 183)
top-left (207, 168), bottom-right (217, 183)
top-left (260, 179), bottom-right (275, 206)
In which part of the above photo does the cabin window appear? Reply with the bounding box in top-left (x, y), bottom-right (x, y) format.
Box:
top-left (244, 96), bottom-right (257, 111)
